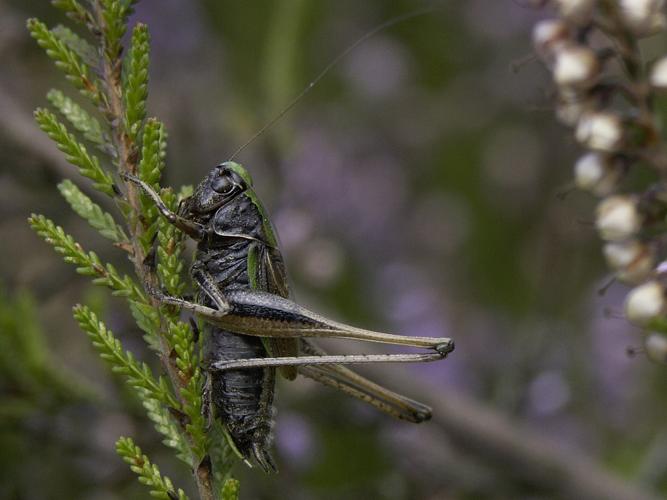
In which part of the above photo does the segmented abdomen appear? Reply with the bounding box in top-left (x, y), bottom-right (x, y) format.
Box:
top-left (203, 322), bottom-right (275, 470)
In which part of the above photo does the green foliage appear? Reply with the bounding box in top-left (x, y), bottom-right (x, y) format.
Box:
top-left (58, 180), bottom-right (128, 242)
top-left (28, 214), bottom-right (144, 300)
top-left (207, 421), bottom-right (240, 497)
top-left (47, 89), bottom-right (105, 146)
top-left (167, 320), bottom-right (197, 381)
top-left (51, 25), bottom-right (97, 67)
top-left (27, 18), bottom-right (100, 103)
top-left (73, 304), bottom-right (177, 408)
top-left (134, 293), bottom-right (208, 461)
top-left (179, 367), bottom-right (208, 459)
top-left (143, 397), bottom-right (192, 464)
top-left (52, 0), bottom-right (91, 24)
top-left (221, 478), bottom-right (241, 500)
top-left (128, 300), bottom-right (163, 352)
top-left (100, 0), bottom-right (131, 63)
top-left (124, 24), bottom-right (150, 140)
top-left (74, 305), bottom-right (192, 461)
top-left (0, 284), bottom-right (99, 500)
top-left (29, 1), bottom-right (230, 496)
top-left (0, 287), bottom-right (93, 418)
top-left (167, 319), bottom-right (207, 458)
top-left (34, 108), bottom-right (115, 195)
top-left (157, 189), bottom-right (186, 296)
top-left (137, 118), bottom-right (168, 252)
top-left (116, 436), bottom-right (190, 500)
top-left (138, 118), bottom-right (168, 186)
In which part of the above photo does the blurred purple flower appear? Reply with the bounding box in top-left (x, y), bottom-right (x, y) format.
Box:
top-left (527, 369), bottom-right (571, 416)
top-left (342, 35), bottom-right (411, 100)
top-left (589, 282), bottom-right (641, 428)
top-left (276, 412), bottom-right (317, 468)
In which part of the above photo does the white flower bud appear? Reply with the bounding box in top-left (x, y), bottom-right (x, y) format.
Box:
top-left (575, 112), bottom-right (624, 151)
top-left (555, 95), bottom-right (589, 126)
top-left (625, 281), bottom-right (666, 325)
top-left (553, 45), bottom-right (600, 88)
top-left (533, 19), bottom-right (570, 60)
top-left (596, 195), bottom-right (642, 241)
top-left (554, 0), bottom-right (597, 23)
top-left (574, 152), bottom-right (620, 195)
top-left (645, 333), bottom-right (667, 363)
top-left (650, 56), bottom-right (667, 89)
top-left (603, 240), bottom-right (654, 283)
top-left (619, 0), bottom-right (666, 36)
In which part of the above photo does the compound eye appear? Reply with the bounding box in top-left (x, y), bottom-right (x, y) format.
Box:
top-left (211, 172), bottom-right (235, 194)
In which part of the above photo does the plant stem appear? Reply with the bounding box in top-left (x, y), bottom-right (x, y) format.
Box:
top-left (91, 2), bottom-right (216, 498)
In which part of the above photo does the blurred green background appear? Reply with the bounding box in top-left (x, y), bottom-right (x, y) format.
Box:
top-left (2, 1), bottom-right (667, 499)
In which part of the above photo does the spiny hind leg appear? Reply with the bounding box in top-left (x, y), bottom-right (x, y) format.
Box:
top-left (299, 365), bottom-right (431, 423)
top-left (298, 340), bottom-right (432, 422)
top-left (150, 286), bottom-right (453, 357)
top-left (205, 340), bottom-right (436, 422)
top-left (216, 288), bottom-right (454, 354)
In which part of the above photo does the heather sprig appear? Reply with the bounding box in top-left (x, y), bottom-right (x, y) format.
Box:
top-left (57, 179), bottom-right (128, 243)
top-left (47, 89), bottom-right (106, 147)
top-left (27, 1), bottom-right (237, 498)
top-left (27, 18), bottom-right (101, 103)
top-left (116, 436), bottom-right (190, 500)
top-left (34, 108), bottom-right (116, 196)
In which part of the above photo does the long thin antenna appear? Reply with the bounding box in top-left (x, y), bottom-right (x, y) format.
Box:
top-left (227, 6), bottom-right (440, 162)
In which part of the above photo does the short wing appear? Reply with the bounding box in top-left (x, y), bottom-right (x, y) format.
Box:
top-left (255, 244), bottom-right (299, 380)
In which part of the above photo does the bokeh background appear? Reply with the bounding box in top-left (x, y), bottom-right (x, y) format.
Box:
top-left (2, 1), bottom-right (667, 499)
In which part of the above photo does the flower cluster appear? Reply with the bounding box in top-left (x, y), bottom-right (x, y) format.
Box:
top-left (533, 0), bottom-right (667, 362)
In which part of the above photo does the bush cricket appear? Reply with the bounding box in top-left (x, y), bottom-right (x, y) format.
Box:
top-left (124, 161), bottom-right (454, 472)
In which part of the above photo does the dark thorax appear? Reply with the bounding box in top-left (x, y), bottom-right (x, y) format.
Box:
top-left (198, 193), bottom-right (267, 292)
